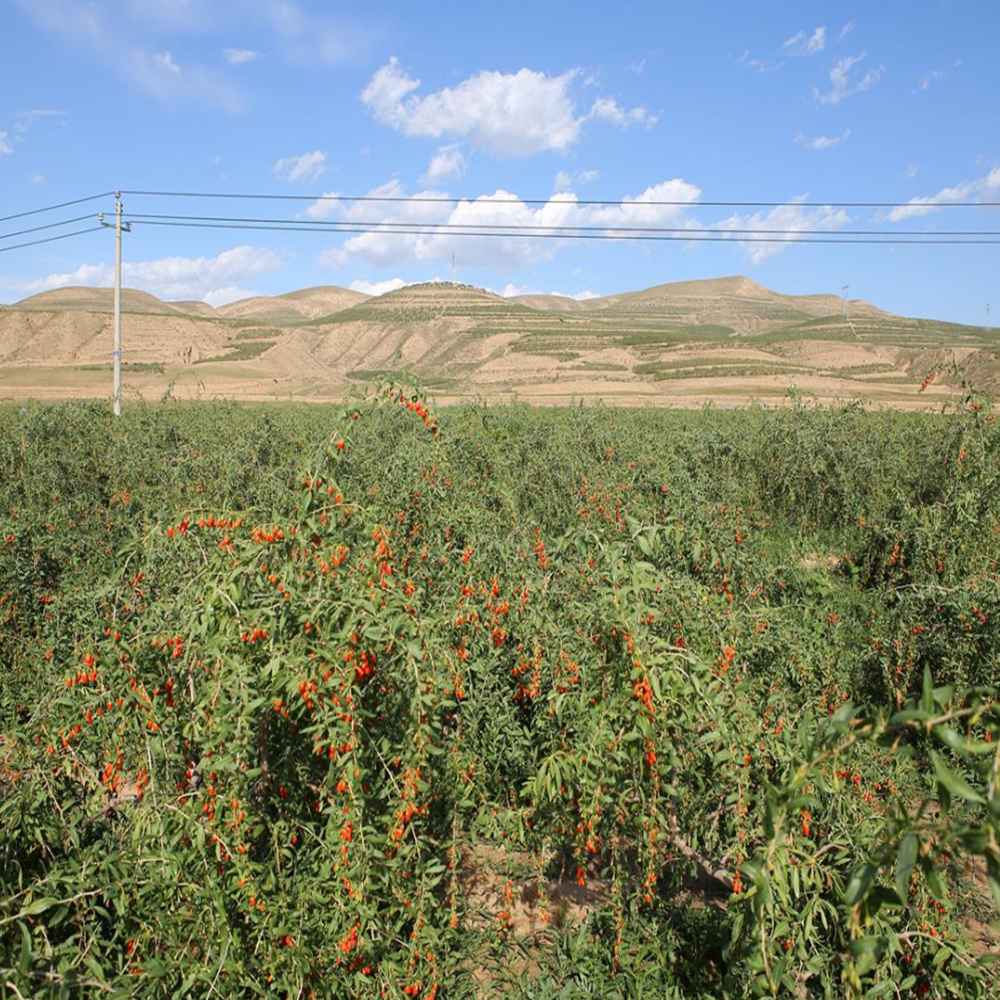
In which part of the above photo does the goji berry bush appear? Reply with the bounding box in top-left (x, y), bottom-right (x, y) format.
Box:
top-left (1, 383), bottom-right (999, 999)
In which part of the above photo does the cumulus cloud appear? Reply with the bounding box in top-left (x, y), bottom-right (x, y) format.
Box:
top-left (310, 178), bottom-right (701, 271)
top-left (783, 27), bottom-right (826, 55)
top-left (360, 58), bottom-right (656, 157)
top-left (713, 198), bottom-right (851, 263)
top-left (588, 96), bottom-right (657, 128)
top-left (348, 277), bottom-right (408, 296)
top-left (223, 47), bottom-right (259, 65)
top-left (886, 167), bottom-right (1000, 221)
top-left (361, 57), bottom-right (584, 156)
top-left (838, 20), bottom-right (855, 41)
top-left (0, 132), bottom-right (10, 156)
top-left (795, 128), bottom-right (850, 151)
top-left (19, 245), bottom-right (284, 304)
top-left (421, 145), bottom-right (466, 184)
top-left (814, 53), bottom-right (883, 105)
top-left (274, 150), bottom-right (327, 182)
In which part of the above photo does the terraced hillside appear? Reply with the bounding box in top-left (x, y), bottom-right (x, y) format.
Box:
top-left (0, 277), bottom-right (995, 406)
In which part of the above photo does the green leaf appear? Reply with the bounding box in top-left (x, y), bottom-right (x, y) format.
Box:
top-left (925, 866), bottom-right (947, 903)
top-left (843, 863), bottom-right (876, 906)
top-left (921, 664), bottom-right (934, 715)
top-left (17, 922), bottom-right (31, 977)
top-left (986, 856), bottom-right (1000, 912)
top-left (22, 897), bottom-right (59, 916)
top-left (931, 751), bottom-right (985, 804)
top-left (145, 957), bottom-right (166, 980)
top-left (895, 832), bottom-right (918, 904)
top-left (932, 725), bottom-right (966, 754)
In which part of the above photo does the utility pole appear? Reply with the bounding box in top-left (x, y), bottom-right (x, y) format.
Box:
top-left (841, 284), bottom-right (849, 319)
top-left (98, 192), bottom-right (131, 416)
top-left (451, 253), bottom-right (457, 283)
top-left (987, 303), bottom-right (991, 335)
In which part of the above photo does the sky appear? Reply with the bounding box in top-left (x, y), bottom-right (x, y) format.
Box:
top-left (0, 0), bottom-right (997, 324)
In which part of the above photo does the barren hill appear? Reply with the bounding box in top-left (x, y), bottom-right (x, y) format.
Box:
top-left (13, 287), bottom-right (206, 316)
top-left (218, 286), bottom-right (368, 324)
top-left (0, 278), bottom-right (993, 408)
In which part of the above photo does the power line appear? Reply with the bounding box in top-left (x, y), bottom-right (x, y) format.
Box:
top-left (121, 211), bottom-right (1000, 238)
top-left (0, 192), bottom-right (113, 225)
top-left (124, 218), bottom-right (1000, 245)
top-left (0, 227), bottom-right (106, 254)
top-left (121, 188), bottom-right (1000, 210)
top-left (0, 214), bottom-right (100, 242)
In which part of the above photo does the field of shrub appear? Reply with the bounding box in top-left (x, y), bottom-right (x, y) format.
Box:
top-left (1, 383), bottom-right (999, 998)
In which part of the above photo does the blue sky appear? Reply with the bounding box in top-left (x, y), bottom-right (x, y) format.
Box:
top-left (0, 0), bottom-right (997, 324)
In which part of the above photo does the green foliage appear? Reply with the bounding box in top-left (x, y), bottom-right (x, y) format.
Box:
top-left (1, 386), bottom-right (999, 998)
top-left (194, 340), bottom-right (277, 364)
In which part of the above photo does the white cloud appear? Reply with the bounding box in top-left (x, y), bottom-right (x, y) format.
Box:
top-left (838, 20), bottom-right (855, 41)
top-left (223, 47), bottom-right (259, 65)
top-left (19, 245), bottom-right (284, 304)
top-left (30, 173), bottom-right (47, 184)
top-left (13, 108), bottom-right (67, 138)
top-left (713, 198), bottom-right (851, 263)
top-left (795, 128), bottom-right (850, 151)
top-left (10, 0), bottom-right (241, 111)
top-left (154, 51), bottom-right (182, 76)
top-left (588, 96), bottom-right (657, 128)
top-left (311, 177), bottom-right (701, 271)
top-left (361, 57), bottom-right (584, 156)
top-left (0, 132), bottom-right (10, 156)
top-left (274, 150), bottom-right (327, 182)
top-left (783, 26), bottom-right (826, 56)
top-left (494, 284), bottom-right (599, 300)
top-left (496, 283), bottom-right (536, 297)
top-left (814, 53), bottom-right (883, 105)
top-left (903, 164), bottom-right (918, 180)
top-left (203, 286), bottom-right (260, 307)
top-left (886, 167), bottom-right (1000, 221)
top-left (737, 50), bottom-right (782, 74)
top-left (421, 145), bottom-right (466, 184)
top-left (348, 277), bottom-right (407, 296)
top-left (629, 58), bottom-right (646, 75)
top-left (554, 168), bottom-right (599, 192)
top-left (918, 69), bottom-right (947, 92)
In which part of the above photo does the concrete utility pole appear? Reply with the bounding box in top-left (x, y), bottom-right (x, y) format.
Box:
top-left (987, 303), bottom-right (991, 335)
top-left (841, 284), bottom-right (849, 318)
top-left (99, 192), bottom-right (131, 416)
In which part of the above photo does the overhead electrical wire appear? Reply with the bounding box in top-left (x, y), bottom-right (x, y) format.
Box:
top-left (124, 218), bottom-right (1000, 245)
top-left (0, 192), bottom-right (113, 225)
top-left (121, 211), bottom-right (1000, 239)
top-left (0, 214), bottom-right (103, 242)
top-left (0, 227), bottom-right (106, 254)
top-left (0, 189), bottom-right (997, 257)
top-left (121, 189), bottom-right (1000, 210)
